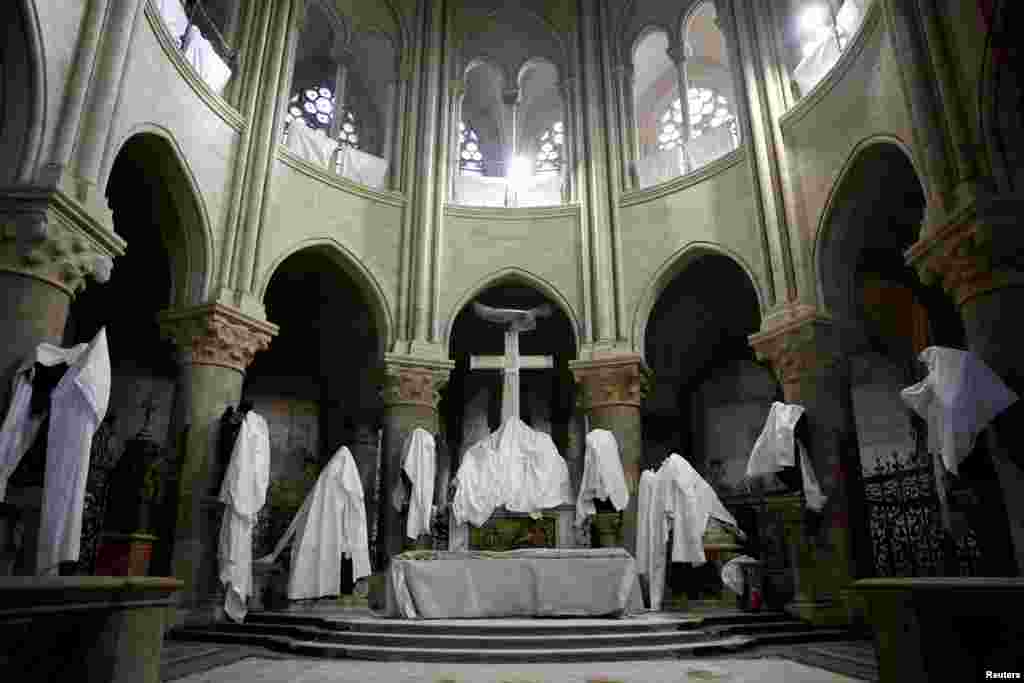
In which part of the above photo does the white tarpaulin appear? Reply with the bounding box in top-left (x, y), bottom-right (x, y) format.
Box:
top-left (746, 401), bottom-right (827, 511)
top-left (182, 25), bottom-right (232, 94)
top-left (634, 146), bottom-right (683, 188)
top-left (792, 0), bottom-right (867, 97)
top-left (0, 342), bottom-right (87, 501)
top-left (636, 469), bottom-right (668, 610)
top-left (453, 174), bottom-right (508, 207)
top-left (218, 411), bottom-right (270, 622)
top-left (683, 125), bottom-right (736, 171)
top-left (575, 429), bottom-right (629, 527)
top-left (256, 446), bottom-right (370, 599)
top-left (339, 146), bottom-right (389, 189)
top-left (400, 429), bottom-right (436, 540)
top-left (37, 329), bottom-right (110, 576)
top-left (286, 119), bottom-right (339, 170)
top-left (451, 417), bottom-right (570, 528)
top-left (900, 346), bottom-right (1018, 475)
top-left (659, 453), bottom-right (739, 566)
top-left (516, 174), bottom-right (563, 207)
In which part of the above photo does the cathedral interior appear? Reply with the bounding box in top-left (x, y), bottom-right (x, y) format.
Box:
top-left (1, 0), bottom-right (1023, 681)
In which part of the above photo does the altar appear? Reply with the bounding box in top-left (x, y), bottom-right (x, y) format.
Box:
top-left (386, 548), bottom-right (641, 619)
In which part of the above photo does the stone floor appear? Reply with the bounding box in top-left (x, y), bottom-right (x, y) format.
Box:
top-left (162, 644), bottom-right (875, 682)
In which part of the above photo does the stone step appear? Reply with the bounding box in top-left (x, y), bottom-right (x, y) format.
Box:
top-left (703, 619), bottom-right (816, 636)
top-left (171, 629), bottom-right (759, 662)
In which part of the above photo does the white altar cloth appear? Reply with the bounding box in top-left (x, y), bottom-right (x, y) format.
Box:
top-left (387, 548), bottom-right (640, 619)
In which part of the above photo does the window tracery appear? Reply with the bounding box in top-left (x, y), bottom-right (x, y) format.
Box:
top-left (458, 122), bottom-right (484, 175)
top-left (284, 84), bottom-right (359, 149)
top-left (657, 87), bottom-right (737, 151)
top-left (534, 122), bottom-right (565, 175)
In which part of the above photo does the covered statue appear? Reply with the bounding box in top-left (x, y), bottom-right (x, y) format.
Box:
top-left (746, 402), bottom-right (827, 511)
top-left (575, 429), bottom-right (629, 527)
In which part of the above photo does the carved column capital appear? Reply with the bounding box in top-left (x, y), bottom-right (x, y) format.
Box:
top-left (0, 188), bottom-right (125, 296)
top-left (570, 355), bottom-right (652, 411)
top-left (748, 308), bottom-right (846, 402)
top-left (158, 303), bottom-right (278, 372)
top-left (380, 355), bottom-right (453, 410)
top-left (502, 87), bottom-right (521, 107)
top-left (906, 195), bottom-right (1024, 308)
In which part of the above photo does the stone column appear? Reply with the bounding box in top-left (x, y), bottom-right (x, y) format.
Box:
top-left (570, 355), bottom-right (651, 555)
top-left (377, 356), bottom-right (452, 563)
top-left (381, 79), bottom-right (398, 188)
top-left (158, 303), bottom-right (277, 620)
top-left (667, 45), bottom-right (692, 151)
top-left (327, 48), bottom-right (352, 141)
top-left (749, 308), bottom-right (865, 626)
top-left (0, 190), bottom-right (125, 394)
top-left (448, 80), bottom-right (465, 202)
top-left (558, 81), bottom-right (575, 203)
top-left (616, 63), bottom-right (640, 189)
top-left (907, 195), bottom-right (1024, 573)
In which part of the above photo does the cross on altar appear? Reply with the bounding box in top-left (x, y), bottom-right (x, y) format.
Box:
top-left (470, 302), bottom-right (555, 422)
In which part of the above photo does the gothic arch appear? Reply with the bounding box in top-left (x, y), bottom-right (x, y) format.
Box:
top-left (677, 0), bottom-right (712, 47)
top-left (104, 127), bottom-right (214, 307)
top-left (813, 135), bottom-right (925, 319)
top-left (629, 23), bottom-right (674, 68)
top-left (257, 237), bottom-right (394, 352)
top-left (632, 241), bottom-right (765, 358)
top-left (516, 57), bottom-right (561, 90)
top-left (463, 55), bottom-right (510, 90)
top-left (2, 0), bottom-right (46, 184)
top-left (443, 267), bottom-right (581, 356)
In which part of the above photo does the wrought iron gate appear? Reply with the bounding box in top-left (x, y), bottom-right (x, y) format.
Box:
top-left (861, 439), bottom-right (983, 578)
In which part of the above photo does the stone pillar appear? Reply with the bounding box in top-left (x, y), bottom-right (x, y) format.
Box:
top-left (377, 356), bottom-right (452, 563)
top-left (667, 45), bottom-right (692, 151)
top-left (158, 303), bottom-right (276, 620)
top-left (351, 422), bottom-right (380, 545)
top-left (327, 51), bottom-right (352, 141)
top-left (570, 355), bottom-right (651, 555)
top-left (749, 309), bottom-right (865, 626)
top-left (448, 80), bottom-right (465, 201)
top-left (907, 195), bottom-right (1024, 573)
top-left (381, 79), bottom-right (398, 188)
top-left (558, 80), bottom-right (575, 203)
top-left (0, 190), bottom-right (124, 395)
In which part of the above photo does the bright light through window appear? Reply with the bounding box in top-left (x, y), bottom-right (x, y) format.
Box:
top-left (534, 121), bottom-right (564, 175)
top-left (657, 88), bottom-right (738, 151)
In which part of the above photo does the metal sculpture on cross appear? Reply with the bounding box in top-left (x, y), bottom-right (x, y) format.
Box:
top-left (470, 301), bottom-right (555, 422)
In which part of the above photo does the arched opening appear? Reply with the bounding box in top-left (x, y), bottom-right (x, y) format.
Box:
top-left (820, 141), bottom-right (1014, 577)
top-left (643, 252), bottom-right (772, 599)
top-left (0, 0), bottom-right (39, 184)
top-left (781, 0), bottom-right (869, 100)
top-left (443, 281), bottom-right (580, 547)
top-left (245, 247), bottom-right (383, 592)
top-left (5, 133), bottom-right (201, 575)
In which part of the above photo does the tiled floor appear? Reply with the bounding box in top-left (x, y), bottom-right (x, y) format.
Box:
top-left (166, 655), bottom-right (867, 682)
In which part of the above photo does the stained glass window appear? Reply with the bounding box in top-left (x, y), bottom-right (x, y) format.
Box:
top-left (459, 122), bottom-right (484, 175)
top-left (657, 87), bottom-right (738, 151)
top-left (283, 84), bottom-right (359, 149)
top-left (534, 121), bottom-right (564, 175)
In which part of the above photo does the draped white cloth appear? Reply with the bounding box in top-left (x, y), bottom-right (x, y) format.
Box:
top-left (256, 446), bottom-right (370, 599)
top-left (400, 429), bottom-right (436, 540)
top-left (516, 174), bottom-right (563, 207)
top-left (900, 347), bottom-right (1018, 476)
top-left (36, 329), bottom-right (111, 576)
top-left (155, 0), bottom-right (232, 94)
top-left (338, 146), bottom-right (389, 189)
top-left (454, 174), bottom-right (509, 207)
top-left (218, 411), bottom-right (270, 622)
top-left (746, 402), bottom-right (827, 511)
top-left (575, 429), bottom-right (629, 527)
top-left (721, 555), bottom-right (761, 596)
top-left (286, 119), bottom-right (339, 170)
top-left (0, 342), bottom-right (88, 501)
top-left (452, 417), bottom-right (570, 527)
top-left (659, 453), bottom-right (739, 566)
top-left (683, 125), bottom-right (736, 172)
top-left (791, 0), bottom-right (867, 97)
top-left (182, 25), bottom-right (232, 94)
top-left (634, 146), bottom-right (683, 188)
top-left (636, 469), bottom-right (668, 610)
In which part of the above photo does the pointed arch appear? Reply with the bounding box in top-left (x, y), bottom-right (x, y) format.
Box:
top-left (104, 126), bottom-right (214, 307)
top-left (813, 135), bottom-right (925, 317)
top-left (443, 267), bottom-right (580, 355)
top-left (632, 241), bottom-right (765, 358)
top-left (257, 237), bottom-right (394, 353)
top-left (2, 0), bottom-right (46, 184)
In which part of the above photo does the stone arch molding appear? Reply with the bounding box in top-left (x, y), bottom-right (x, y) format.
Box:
top-left (632, 241), bottom-right (766, 359)
top-left (812, 134), bottom-right (925, 317)
top-left (104, 124), bottom-right (215, 307)
top-left (443, 267), bottom-right (581, 356)
top-left (256, 236), bottom-right (394, 352)
top-left (4, 0), bottom-right (46, 184)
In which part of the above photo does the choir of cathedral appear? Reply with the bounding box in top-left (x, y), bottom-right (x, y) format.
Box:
top-left (1, 0), bottom-right (1023, 678)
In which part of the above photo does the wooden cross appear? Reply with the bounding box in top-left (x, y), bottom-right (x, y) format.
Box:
top-left (470, 328), bottom-right (553, 423)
